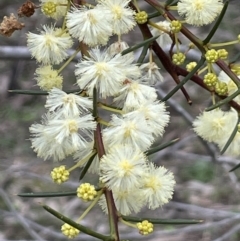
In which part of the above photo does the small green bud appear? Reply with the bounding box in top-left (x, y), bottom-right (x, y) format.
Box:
top-left (170, 20), bottom-right (182, 33)
top-left (137, 220), bottom-right (154, 235)
top-left (41, 2), bottom-right (57, 17)
top-left (215, 81), bottom-right (228, 96)
top-left (186, 62), bottom-right (197, 72)
top-left (217, 49), bottom-right (228, 60)
top-left (172, 52), bottom-right (186, 65)
top-left (203, 73), bottom-right (218, 88)
top-left (205, 49), bottom-right (219, 63)
top-left (77, 183), bottom-right (97, 202)
top-left (51, 165), bottom-right (69, 184)
top-left (135, 11), bottom-right (148, 24)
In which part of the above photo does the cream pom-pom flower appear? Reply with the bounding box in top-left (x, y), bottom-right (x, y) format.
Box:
top-left (43, 114), bottom-right (96, 150)
top-left (100, 144), bottom-right (148, 191)
top-left (125, 100), bottom-right (170, 137)
top-left (98, 188), bottom-right (144, 215)
top-left (140, 162), bottom-right (175, 209)
top-left (45, 88), bottom-right (93, 117)
top-left (75, 48), bottom-right (140, 98)
top-left (30, 113), bottom-right (96, 161)
top-left (113, 78), bottom-right (158, 112)
top-left (97, 0), bottom-right (136, 35)
top-left (193, 108), bottom-right (238, 143)
top-left (177, 0), bottom-right (223, 26)
top-left (27, 25), bottom-right (73, 64)
top-left (30, 115), bottom-right (75, 161)
top-left (66, 6), bottom-right (112, 47)
top-left (103, 114), bottom-right (154, 151)
top-left (34, 65), bottom-right (63, 91)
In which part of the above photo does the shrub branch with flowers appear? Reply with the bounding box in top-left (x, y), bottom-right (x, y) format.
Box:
top-left (2, 0), bottom-right (240, 240)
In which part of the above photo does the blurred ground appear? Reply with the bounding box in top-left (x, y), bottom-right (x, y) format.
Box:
top-left (1, 1), bottom-right (240, 241)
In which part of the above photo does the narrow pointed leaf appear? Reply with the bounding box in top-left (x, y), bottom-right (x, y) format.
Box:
top-left (122, 216), bottom-right (203, 224)
top-left (148, 11), bottom-right (161, 19)
top-left (79, 153), bottom-right (97, 180)
top-left (220, 116), bottom-right (239, 155)
top-left (229, 163), bottom-right (240, 172)
top-left (18, 191), bottom-right (77, 198)
top-left (137, 44), bottom-right (149, 64)
top-left (206, 88), bottom-right (240, 111)
top-left (93, 87), bottom-right (97, 118)
top-left (42, 204), bottom-right (109, 240)
top-left (121, 35), bottom-right (159, 56)
top-left (8, 89), bottom-right (82, 95)
top-left (165, 0), bottom-right (177, 6)
top-left (203, 0), bottom-right (229, 44)
top-left (145, 138), bottom-right (179, 156)
top-left (162, 56), bottom-right (205, 101)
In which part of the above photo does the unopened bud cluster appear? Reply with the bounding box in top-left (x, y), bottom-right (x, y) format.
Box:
top-left (215, 82), bottom-right (228, 96)
top-left (172, 52), bottom-right (186, 65)
top-left (61, 223), bottom-right (80, 239)
top-left (217, 49), bottom-right (228, 60)
top-left (135, 11), bottom-right (148, 24)
top-left (137, 220), bottom-right (154, 235)
top-left (41, 2), bottom-right (57, 17)
top-left (203, 73), bottom-right (218, 88)
top-left (186, 62), bottom-right (197, 72)
top-left (170, 20), bottom-right (182, 33)
top-left (205, 49), bottom-right (219, 63)
top-left (77, 183), bottom-right (97, 202)
top-left (51, 166), bottom-right (69, 184)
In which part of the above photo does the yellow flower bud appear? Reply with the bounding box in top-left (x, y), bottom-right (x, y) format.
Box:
top-left (135, 11), bottom-right (148, 24)
top-left (137, 220), bottom-right (154, 235)
top-left (61, 223), bottom-right (80, 238)
top-left (51, 165), bottom-right (69, 184)
top-left (172, 52), bottom-right (186, 65)
top-left (77, 183), bottom-right (97, 202)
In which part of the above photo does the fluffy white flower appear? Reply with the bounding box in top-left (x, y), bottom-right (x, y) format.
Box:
top-left (113, 79), bottom-right (157, 112)
top-left (75, 48), bottom-right (140, 98)
top-left (99, 189), bottom-right (144, 215)
top-left (125, 100), bottom-right (170, 137)
top-left (27, 25), bottom-right (73, 64)
top-left (141, 162), bottom-right (175, 209)
top-left (150, 21), bottom-right (172, 49)
top-left (40, 0), bottom-right (68, 19)
top-left (43, 114), bottom-right (96, 150)
top-left (177, 0), bottom-right (224, 26)
top-left (97, 0), bottom-right (136, 35)
top-left (103, 114), bottom-right (154, 151)
top-left (34, 65), bottom-right (63, 91)
top-left (100, 144), bottom-right (148, 191)
top-left (30, 116), bottom-right (75, 161)
top-left (66, 6), bottom-right (112, 47)
top-left (139, 62), bottom-right (164, 85)
top-left (193, 109), bottom-right (238, 143)
top-left (45, 88), bottom-right (93, 117)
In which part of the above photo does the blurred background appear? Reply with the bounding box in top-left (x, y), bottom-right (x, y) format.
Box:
top-left (1, 0), bottom-right (240, 240)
